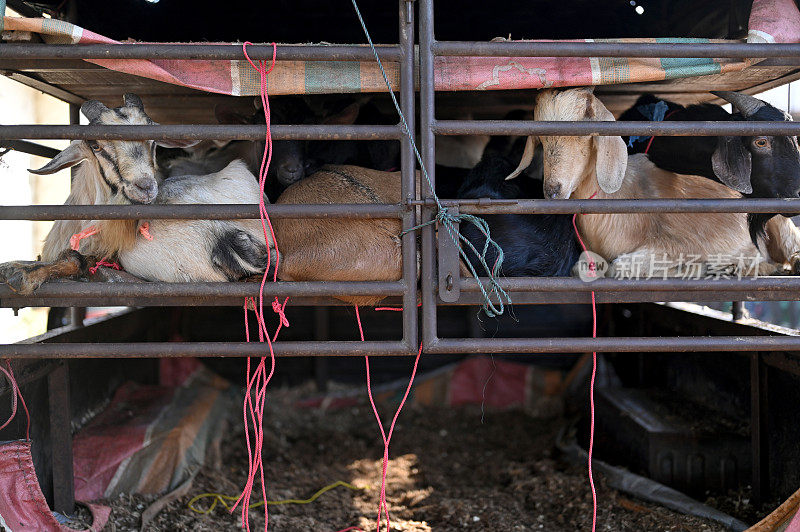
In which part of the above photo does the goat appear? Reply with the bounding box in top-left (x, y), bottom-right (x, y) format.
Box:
top-left (456, 136), bottom-right (580, 277)
top-left (510, 87), bottom-right (800, 277)
top-left (619, 92), bottom-right (800, 244)
top-left (161, 96), bottom-right (311, 202)
top-left (0, 94), bottom-right (275, 295)
top-left (272, 164), bottom-right (415, 306)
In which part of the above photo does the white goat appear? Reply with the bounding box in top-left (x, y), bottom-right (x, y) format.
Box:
top-left (510, 87), bottom-right (800, 277)
top-left (0, 94), bottom-right (275, 294)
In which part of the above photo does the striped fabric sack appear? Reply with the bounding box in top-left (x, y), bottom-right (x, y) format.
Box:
top-left (3, 0), bottom-right (800, 95)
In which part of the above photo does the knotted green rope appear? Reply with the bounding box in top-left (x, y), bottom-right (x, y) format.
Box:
top-left (350, 0), bottom-right (511, 317)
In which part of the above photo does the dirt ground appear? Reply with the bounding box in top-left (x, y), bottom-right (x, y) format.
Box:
top-left (96, 382), bottom-right (748, 532)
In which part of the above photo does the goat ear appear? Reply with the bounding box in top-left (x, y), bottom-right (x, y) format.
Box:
top-left (505, 136), bottom-right (539, 180)
top-left (28, 141), bottom-right (89, 175)
top-left (712, 136), bottom-right (753, 194)
top-left (323, 102), bottom-right (360, 125)
top-left (123, 93), bottom-right (145, 111)
top-left (594, 135), bottom-right (628, 193)
top-left (81, 100), bottom-right (109, 122)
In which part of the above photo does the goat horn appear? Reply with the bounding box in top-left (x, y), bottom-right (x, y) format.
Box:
top-left (505, 136), bottom-right (536, 180)
top-left (711, 91), bottom-right (766, 118)
top-left (80, 100), bottom-right (110, 122)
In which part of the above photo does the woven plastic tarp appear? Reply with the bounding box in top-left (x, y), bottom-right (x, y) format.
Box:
top-left (72, 370), bottom-right (232, 501)
top-left (3, 0), bottom-right (800, 96)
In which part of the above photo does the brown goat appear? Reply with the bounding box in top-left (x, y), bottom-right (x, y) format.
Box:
top-left (272, 165), bottom-right (414, 306)
top-left (516, 87), bottom-right (800, 277)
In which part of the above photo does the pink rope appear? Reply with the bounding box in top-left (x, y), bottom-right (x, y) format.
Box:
top-left (231, 42), bottom-right (287, 532)
top-left (572, 193), bottom-right (598, 532)
top-left (89, 259), bottom-right (121, 275)
top-left (355, 306), bottom-right (423, 532)
top-left (0, 361), bottom-right (30, 440)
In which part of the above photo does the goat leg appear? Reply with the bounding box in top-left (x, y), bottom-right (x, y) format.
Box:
top-left (0, 250), bottom-right (96, 295)
top-left (763, 216), bottom-right (800, 274)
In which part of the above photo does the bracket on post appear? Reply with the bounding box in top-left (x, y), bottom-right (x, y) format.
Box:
top-left (437, 206), bottom-right (461, 303)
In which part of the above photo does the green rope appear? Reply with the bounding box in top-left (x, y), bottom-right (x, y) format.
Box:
top-left (349, 0), bottom-right (511, 317)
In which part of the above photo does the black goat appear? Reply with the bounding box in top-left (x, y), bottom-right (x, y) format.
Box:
top-left (159, 96), bottom-right (311, 202)
top-left (455, 138), bottom-right (581, 277)
top-left (620, 91), bottom-right (800, 243)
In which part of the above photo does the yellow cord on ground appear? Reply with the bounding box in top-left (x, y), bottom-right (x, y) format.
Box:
top-left (187, 480), bottom-right (366, 515)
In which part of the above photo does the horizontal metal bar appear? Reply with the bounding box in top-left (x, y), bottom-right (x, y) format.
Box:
top-left (437, 198), bottom-right (800, 214)
top-left (442, 289), bottom-right (800, 305)
top-left (0, 124), bottom-right (402, 141)
top-left (433, 120), bottom-right (800, 136)
top-left (432, 41), bottom-right (800, 58)
top-left (0, 43), bottom-right (403, 61)
top-left (4, 336), bottom-right (798, 357)
top-left (0, 341), bottom-right (412, 358)
top-left (460, 277), bottom-right (800, 292)
top-left (0, 140), bottom-right (61, 158)
top-left (0, 204), bottom-right (403, 220)
top-left (428, 336), bottom-right (800, 354)
top-left (0, 281), bottom-right (405, 300)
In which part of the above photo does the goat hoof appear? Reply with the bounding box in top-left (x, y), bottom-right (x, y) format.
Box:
top-left (0, 261), bottom-right (40, 295)
top-left (789, 252), bottom-right (800, 275)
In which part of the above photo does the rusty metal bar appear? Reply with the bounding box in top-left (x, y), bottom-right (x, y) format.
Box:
top-left (0, 124), bottom-right (401, 141)
top-left (460, 277), bottom-right (800, 293)
top-left (448, 198), bottom-right (800, 214)
top-left (433, 120), bottom-right (800, 136)
top-left (432, 40), bottom-right (800, 58)
top-left (0, 341), bottom-right (411, 358)
top-left (0, 139), bottom-right (60, 159)
top-left (751, 353), bottom-right (770, 504)
top-left (419, 0), bottom-right (438, 350)
top-left (427, 337), bottom-right (800, 354)
top-left (0, 203), bottom-right (402, 220)
top-left (0, 43), bottom-right (403, 61)
top-left (399, 0), bottom-right (418, 350)
top-left (47, 363), bottom-right (74, 515)
top-left (2, 337), bottom-right (800, 357)
top-left (0, 281), bottom-right (405, 300)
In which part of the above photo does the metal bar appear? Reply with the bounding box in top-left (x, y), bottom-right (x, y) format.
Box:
top-left (460, 277), bottom-right (800, 292)
top-left (47, 363), bottom-right (74, 515)
top-left (0, 341), bottom-right (412, 358)
top-left (442, 290), bottom-right (800, 305)
top-left (751, 353), bottom-right (770, 504)
top-left (3, 336), bottom-right (800, 357)
top-left (0, 281), bottom-right (405, 299)
top-left (427, 337), bottom-right (800, 354)
top-left (0, 124), bottom-right (402, 141)
top-left (313, 307), bottom-right (330, 392)
top-left (432, 40), bottom-right (800, 58)
top-left (0, 140), bottom-right (60, 159)
top-left (0, 43), bottom-right (403, 61)
top-left (433, 120), bottom-right (800, 136)
top-left (399, 0), bottom-right (418, 350)
top-left (0, 204), bottom-right (403, 220)
top-left (453, 198), bottom-right (800, 214)
top-left (419, 0), bottom-right (438, 349)
top-left (732, 301), bottom-right (745, 320)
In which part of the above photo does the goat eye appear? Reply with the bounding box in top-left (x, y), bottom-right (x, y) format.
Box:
top-left (90, 142), bottom-right (102, 152)
top-left (754, 138), bottom-right (769, 148)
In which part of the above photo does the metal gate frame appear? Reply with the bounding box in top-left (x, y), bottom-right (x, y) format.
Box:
top-left (2, 0), bottom-right (800, 511)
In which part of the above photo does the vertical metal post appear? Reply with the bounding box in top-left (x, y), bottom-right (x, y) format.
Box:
top-left (47, 362), bottom-right (74, 515)
top-left (419, 0), bottom-right (438, 350)
top-left (399, 0), bottom-right (418, 352)
top-left (313, 307), bottom-right (330, 392)
top-left (750, 352), bottom-right (769, 503)
top-left (732, 301), bottom-right (744, 320)
top-left (68, 103), bottom-right (86, 329)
